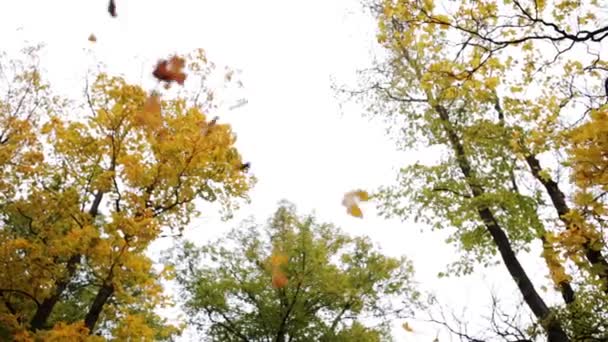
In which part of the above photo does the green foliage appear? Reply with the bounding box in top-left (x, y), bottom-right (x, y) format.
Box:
top-left (347, 0), bottom-right (608, 339)
top-left (166, 201), bottom-right (419, 341)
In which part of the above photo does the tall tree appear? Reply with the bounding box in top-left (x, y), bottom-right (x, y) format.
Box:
top-left (0, 47), bottom-right (253, 340)
top-left (166, 201), bottom-right (419, 342)
top-left (343, 0), bottom-right (608, 340)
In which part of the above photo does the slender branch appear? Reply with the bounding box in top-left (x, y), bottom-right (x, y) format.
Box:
top-left (0, 288), bottom-right (40, 307)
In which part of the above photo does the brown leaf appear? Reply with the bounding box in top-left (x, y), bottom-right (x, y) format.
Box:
top-left (239, 162), bottom-right (251, 171)
top-left (153, 56), bottom-right (187, 86)
top-left (108, 0), bottom-right (117, 17)
top-left (88, 34), bottom-right (97, 43)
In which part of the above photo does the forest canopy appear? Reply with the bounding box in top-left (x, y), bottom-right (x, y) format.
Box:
top-left (1, 0), bottom-right (608, 341)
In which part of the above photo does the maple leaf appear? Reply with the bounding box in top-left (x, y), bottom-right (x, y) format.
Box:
top-left (342, 190), bottom-right (370, 218)
top-left (153, 56), bottom-right (187, 86)
top-left (271, 271), bottom-right (288, 288)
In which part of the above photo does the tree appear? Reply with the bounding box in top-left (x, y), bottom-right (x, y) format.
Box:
top-left (341, 0), bottom-right (608, 340)
top-left (166, 201), bottom-right (419, 341)
top-left (0, 47), bottom-right (253, 340)
top-left (425, 292), bottom-right (541, 342)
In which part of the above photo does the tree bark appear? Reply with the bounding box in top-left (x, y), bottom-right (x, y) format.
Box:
top-left (525, 154), bottom-right (608, 291)
top-left (30, 191), bottom-right (104, 331)
top-left (30, 254), bottom-right (81, 330)
top-left (493, 96), bottom-right (576, 304)
top-left (84, 283), bottom-right (114, 333)
top-left (434, 105), bottom-right (569, 342)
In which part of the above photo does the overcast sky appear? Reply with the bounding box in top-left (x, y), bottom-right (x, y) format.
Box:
top-left (0, 1), bottom-right (560, 340)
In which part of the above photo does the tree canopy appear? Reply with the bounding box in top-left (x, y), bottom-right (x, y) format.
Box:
top-left (166, 202), bottom-right (419, 342)
top-left (3, 0), bottom-right (608, 340)
top-left (0, 47), bottom-right (253, 340)
top-left (344, 0), bottom-right (608, 340)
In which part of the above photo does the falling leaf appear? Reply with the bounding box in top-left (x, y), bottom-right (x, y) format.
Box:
top-left (225, 70), bottom-right (234, 82)
top-left (108, 0), bottom-right (117, 17)
top-left (153, 56), bottom-right (187, 86)
top-left (402, 322), bottom-right (414, 332)
top-left (239, 162), bottom-right (251, 172)
top-left (347, 205), bottom-right (363, 218)
top-left (271, 271), bottom-right (288, 288)
top-left (270, 252), bottom-right (288, 267)
top-left (270, 251), bottom-right (288, 288)
top-left (342, 190), bottom-right (370, 218)
top-left (88, 34), bottom-right (97, 43)
top-left (355, 190), bottom-right (369, 201)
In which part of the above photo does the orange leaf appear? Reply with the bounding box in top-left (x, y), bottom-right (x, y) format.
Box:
top-left (153, 56), bottom-right (187, 86)
top-left (272, 271), bottom-right (288, 288)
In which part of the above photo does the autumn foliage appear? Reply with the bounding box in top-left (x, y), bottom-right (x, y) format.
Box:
top-left (0, 48), bottom-right (252, 340)
top-left (353, 0), bottom-right (608, 340)
top-left (167, 202), bottom-right (418, 341)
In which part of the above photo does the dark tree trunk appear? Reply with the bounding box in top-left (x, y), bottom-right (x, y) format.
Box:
top-left (525, 154), bottom-right (608, 291)
top-left (84, 283), bottom-right (114, 333)
top-left (435, 105), bottom-right (569, 342)
top-left (30, 191), bottom-right (105, 330)
top-left (30, 254), bottom-right (81, 330)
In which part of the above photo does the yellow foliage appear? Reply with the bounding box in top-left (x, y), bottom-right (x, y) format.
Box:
top-left (0, 51), bottom-right (252, 339)
top-left (113, 315), bottom-right (155, 341)
top-left (569, 110), bottom-right (608, 190)
top-left (134, 93), bottom-right (162, 130)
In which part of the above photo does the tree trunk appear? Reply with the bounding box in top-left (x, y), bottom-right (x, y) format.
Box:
top-left (84, 283), bottom-right (114, 333)
top-left (494, 96), bottom-right (576, 305)
top-left (434, 105), bottom-right (569, 342)
top-left (525, 154), bottom-right (608, 291)
top-left (30, 191), bottom-right (105, 330)
top-left (30, 254), bottom-right (81, 330)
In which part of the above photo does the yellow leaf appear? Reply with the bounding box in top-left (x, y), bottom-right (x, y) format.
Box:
top-left (342, 190), bottom-right (369, 218)
top-left (347, 204), bottom-right (363, 218)
top-left (270, 252), bottom-right (288, 267)
top-left (355, 190), bottom-right (370, 201)
top-left (402, 322), bottom-right (414, 332)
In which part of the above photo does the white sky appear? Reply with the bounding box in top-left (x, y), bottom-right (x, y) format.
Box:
top-left (0, 1), bottom-right (561, 341)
